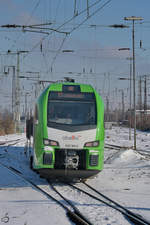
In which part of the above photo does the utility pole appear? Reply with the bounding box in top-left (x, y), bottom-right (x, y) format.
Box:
top-left (127, 57), bottom-right (132, 140)
top-left (11, 67), bottom-right (16, 118)
top-left (3, 65), bottom-right (16, 124)
top-left (106, 96), bottom-right (110, 122)
top-left (138, 76), bottom-right (142, 111)
top-left (16, 51), bottom-right (29, 132)
top-left (15, 52), bottom-right (20, 130)
top-left (24, 92), bottom-right (31, 119)
top-left (74, 0), bottom-right (77, 16)
top-left (143, 75), bottom-right (147, 129)
top-left (7, 50), bottom-right (28, 132)
top-left (121, 90), bottom-right (125, 121)
top-left (87, 0), bottom-right (89, 18)
top-left (144, 75), bottom-right (147, 113)
top-left (124, 16), bottom-right (143, 150)
top-left (138, 76), bottom-right (142, 130)
top-left (115, 88), bottom-right (118, 123)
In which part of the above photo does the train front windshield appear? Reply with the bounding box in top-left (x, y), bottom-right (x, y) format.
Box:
top-left (47, 91), bottom-right (96, 126)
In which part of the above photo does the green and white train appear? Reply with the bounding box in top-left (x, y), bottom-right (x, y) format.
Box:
top-left (27, 82), bottom-right (105, 180)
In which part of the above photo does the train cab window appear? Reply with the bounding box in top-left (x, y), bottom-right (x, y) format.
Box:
top-left (47, 92), bottom-right (97, 130)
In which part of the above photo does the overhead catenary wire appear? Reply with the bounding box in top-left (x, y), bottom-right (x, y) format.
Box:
top-left (49, 34), bottom-right (68, 70)
top-left (1, 0), bottom-right (133, 112)
top-left (25, 0), bottom-right (42, 25)
top-left (25, 1), bottom-right (106, 74)
top-left (0, 0), bottom-right (114, 70)
top-left (69, 0), bottom-right (113, 35)
top-left (9, 0), bottom-right (42, 51)
top-left (21, 0), bottom-right (106, 60)
top-left (46, 0), bottom-right (113, 71)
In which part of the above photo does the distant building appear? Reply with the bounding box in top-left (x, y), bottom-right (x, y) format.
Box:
top-left (136, 110), bottom-right (150, 115)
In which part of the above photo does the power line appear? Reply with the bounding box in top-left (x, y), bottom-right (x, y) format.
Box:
top-left (0, 0), bottom-right (113, 67)
top-left (21, 0), bottom-right (105, 59)
top-left (69, 0), bottom-right (113, 34)
top-left (25, 0), bottom-right (42, 25)
top-left (46, 0), bottom-right (113, 71)
top-left (8, 0), bottom-right (42, 51)
top-left (50, 34), bottom-right (68, 70)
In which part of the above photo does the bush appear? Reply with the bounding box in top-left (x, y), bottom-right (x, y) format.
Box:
top-left (0, 114), bottom-right (5, 136)
top-left (0, 110), bottom-right (15, 135)
top-left (136, 114), bottom-right (150, 131)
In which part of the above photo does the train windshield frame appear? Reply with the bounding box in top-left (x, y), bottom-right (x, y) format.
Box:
top-left (47, 91), bottom-right (97, 131)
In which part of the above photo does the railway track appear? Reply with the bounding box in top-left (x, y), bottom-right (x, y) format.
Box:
top-left (105, 143), bottom-right (131, 150)
top-left (1, 160), bottom-right (150, 225)
top-left (105, 143), bottom-right (150, 159)
top-left (0, 140), bottom-right (150, 224)
top-left (0, 162), bottom-right (92, 225)
top-left (0, 138), bottom-right (26, 163)
top-left (0, 138), bottom-right (25, 146)
top-left (65, 182), bottom-right (150, 225)
top-left (0, 139), bottom-right (22, 162)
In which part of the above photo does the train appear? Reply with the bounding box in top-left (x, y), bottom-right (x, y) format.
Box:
top-left (26, 82), bottom-right (105, 181)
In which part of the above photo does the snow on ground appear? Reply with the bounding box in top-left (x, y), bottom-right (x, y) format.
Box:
top-left (0, 126), bottom-right (150, 225)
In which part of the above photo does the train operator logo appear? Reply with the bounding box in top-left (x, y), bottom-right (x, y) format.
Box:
top-left (62, 135), bottom-right (81, 141)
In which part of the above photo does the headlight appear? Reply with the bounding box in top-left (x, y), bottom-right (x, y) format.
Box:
top-left (43, 139), bottom-right (59, 146)
top-left (84, 140), bottom-right (99, 147)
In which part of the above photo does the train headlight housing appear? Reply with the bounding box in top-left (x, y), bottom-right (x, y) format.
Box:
top-left (43, 139), bottom-right (59, 146)
top-left (84, 140), bottom-right (99, 147)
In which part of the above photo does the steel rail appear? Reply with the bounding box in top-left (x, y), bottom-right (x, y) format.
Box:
top-left (105, 143), bottom-right (130, 150)
top-left (67, 182), bottom-right (150, 225)
top-left (49, 182), bottom-right (93, 225)
top-left (0, 138), bottom-right (23, 146)
top-left (0, 162), bottom-right (92, 225)
top-left (83, 182), bottom-right (150, 225)
top-left (105, 143), bottom-right (150, 159)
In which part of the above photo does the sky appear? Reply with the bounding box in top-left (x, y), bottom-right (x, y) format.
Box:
top-left (0, 0), bottom-right (150, 112)
top-left (0, 126), bottom-right (150, 224)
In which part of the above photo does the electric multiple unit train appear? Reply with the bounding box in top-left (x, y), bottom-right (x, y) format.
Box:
top-left (27, 82), bottom-right (104, 180)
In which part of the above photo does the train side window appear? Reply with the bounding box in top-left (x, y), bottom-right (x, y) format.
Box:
top-left (34, 104), bottom-right (38, 124)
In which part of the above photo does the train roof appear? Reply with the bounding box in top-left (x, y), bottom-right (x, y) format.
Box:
top-left (36, 82), bottom-right (103, 106)
top-left (47, 82), bottom-right (95, 93)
